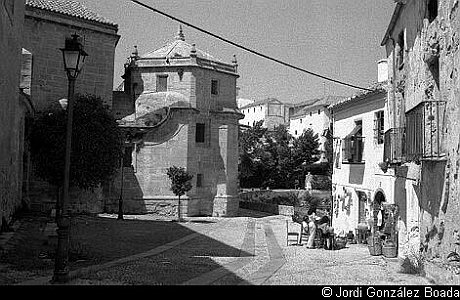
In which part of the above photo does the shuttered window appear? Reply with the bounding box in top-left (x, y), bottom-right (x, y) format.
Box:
top-left (196, 123), bottom-right (205, 143)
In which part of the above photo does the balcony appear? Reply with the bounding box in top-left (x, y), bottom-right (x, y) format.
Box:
top-left (342, 136), bottom-right (365, 164)
top-left (406, 100), bottom-right (446, 161)
top-left (383, 127), bottom-right (406, 164)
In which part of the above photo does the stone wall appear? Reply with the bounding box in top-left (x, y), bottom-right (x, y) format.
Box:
top-left (0, 1), bottom-right (25, 229)
top-left (421, 0), bottom-right (460, 270)
top-left (384, 0), bottom-right (460, 272)
top-left (104, 110), bottom-right (191, 216)
top-left (22, 6), bottom-right (119, 216)
top-left (23, 7), bottom-right (119, 111)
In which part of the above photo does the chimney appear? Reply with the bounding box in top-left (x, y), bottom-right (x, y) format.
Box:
top-left (377, 59), bottom-right (388, 83)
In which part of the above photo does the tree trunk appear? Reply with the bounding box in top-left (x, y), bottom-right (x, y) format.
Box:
top-left (118, 153), bottom-right (124, 220)
top-left (178, 195), bottom-right (181, 222)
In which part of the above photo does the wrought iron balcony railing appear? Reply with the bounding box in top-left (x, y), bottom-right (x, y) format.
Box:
top-left (383, 127), bottom-right (406, 164)
top-left (405, 100), bottom-right (446, 161)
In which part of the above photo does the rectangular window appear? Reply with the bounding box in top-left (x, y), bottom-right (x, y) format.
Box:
top-left (197, 174), bottom-right (203, 187)
top-left (211, 79), bottom-right (219, 95)
top-left (157, 75), bottom-right (168, 92)
top-left (300, 118), bottom-right (302, 124)
top-left (343, 121), bottom-right (364, 163)
top-left (374, 110), bottom-right (384, 144)
top-left (195, 123), bottom-right (205, 143)
top-left (122, 145), bottom-right (134, 167)
top-left (398, 30), bottom-right (405, 68)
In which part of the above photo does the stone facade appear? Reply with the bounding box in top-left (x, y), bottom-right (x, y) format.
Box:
top-left (0, 0), bottom-right (26, 229)
top-left (107, 28), bottom-right (243, 217)
top-left (23, 1), bottom-right (119, 111)
top-left (381, 0), bottom-right (460, 267)
top-left (21, 0), bottom-right (119, 214)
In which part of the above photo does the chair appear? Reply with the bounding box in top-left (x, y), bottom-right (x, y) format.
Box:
top-left (286, 220), bottom-right (302, 246)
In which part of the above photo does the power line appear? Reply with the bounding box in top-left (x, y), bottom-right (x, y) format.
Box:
top-left (129, 0), bottom-right (373, 92)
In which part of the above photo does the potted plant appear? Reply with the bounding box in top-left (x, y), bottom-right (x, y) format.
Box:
top-left (378, 161), bottom-right (389, 173)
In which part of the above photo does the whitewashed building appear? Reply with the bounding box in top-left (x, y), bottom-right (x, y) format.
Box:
top-left (239, 98), bottom-right (290, 129)
top-left (330, 84), bottom-right (390, 237)
top-left (289, 96), bottom-right (346, 162)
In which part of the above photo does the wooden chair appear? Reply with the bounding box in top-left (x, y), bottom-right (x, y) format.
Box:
top-left (286, 220), bottom-right (302, 246)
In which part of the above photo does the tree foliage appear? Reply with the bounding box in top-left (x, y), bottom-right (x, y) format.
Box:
top-left (238, 123), bottom-right (322, 189)
top-left (166, 166), bottom-right (193, 197)
top-left (30, 94), bottom-right (122, 190)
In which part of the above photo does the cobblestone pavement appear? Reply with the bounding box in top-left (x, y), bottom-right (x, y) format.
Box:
top-left (13, 209), bottom-right (433, 285)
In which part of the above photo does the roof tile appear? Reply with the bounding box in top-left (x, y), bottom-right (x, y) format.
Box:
top-left (25, 0), bottom-right (117, 27)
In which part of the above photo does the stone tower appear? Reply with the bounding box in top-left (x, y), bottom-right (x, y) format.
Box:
top-left (111, 26), bottom-right (243, 217)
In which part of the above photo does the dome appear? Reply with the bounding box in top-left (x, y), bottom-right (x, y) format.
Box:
top-left (121, 91), bottom-right (191, 126)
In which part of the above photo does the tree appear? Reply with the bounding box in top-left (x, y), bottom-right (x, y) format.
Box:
top-left (30, 94), bottom-right (122, 215)
top-left (166, 166), bottom-right (193, 222)
top-left (238, 122), bottom-right (323, 189)
top-left (238, 120), bottom-right (272, 188)
top-left (264, 124), bottom-right (294, 188)
top-left (291, 128), bottom-right (320, 186)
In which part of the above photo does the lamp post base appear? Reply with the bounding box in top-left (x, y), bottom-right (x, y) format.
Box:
top-left (52, 270), bottom-right (70, 284)
top-left (53, 214), bottom-right (71, 283)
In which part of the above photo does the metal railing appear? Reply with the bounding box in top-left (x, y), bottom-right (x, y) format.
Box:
top-left (383, 127), bottom-right (406, 163)
top-left (405, 100), bottom-right (446, 161)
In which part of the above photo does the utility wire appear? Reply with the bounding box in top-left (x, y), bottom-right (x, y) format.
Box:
top-left (129, 0), bottom-right (373, 92)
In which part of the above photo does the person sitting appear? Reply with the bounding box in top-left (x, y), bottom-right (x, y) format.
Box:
top-left (316, 216), bottom-right (334, 250)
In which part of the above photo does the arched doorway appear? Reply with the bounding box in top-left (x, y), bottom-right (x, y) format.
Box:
top-left (372, 191), bottom-right (386, 233)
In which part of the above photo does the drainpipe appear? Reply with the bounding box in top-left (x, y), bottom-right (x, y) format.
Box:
top-left (388, 37), bottom-right (397, 130)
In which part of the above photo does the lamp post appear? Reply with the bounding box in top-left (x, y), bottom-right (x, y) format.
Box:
top-left (52, 34), bottom-right (88, 283)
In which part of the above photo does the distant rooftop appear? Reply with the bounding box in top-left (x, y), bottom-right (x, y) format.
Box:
top-left (140, 25), bottom-right (227, 64)
top-left (290, 95), bottom-right (347, 117)
top-left (328, 81), bottom-right (387, 110)
top-left (25, 0), bottom-right (118, 27)
top-left (239, 97), bottom-right (284, 110)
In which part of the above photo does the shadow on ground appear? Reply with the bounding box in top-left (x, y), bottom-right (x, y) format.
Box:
top-left (0, 211), bottom-right (253, 285)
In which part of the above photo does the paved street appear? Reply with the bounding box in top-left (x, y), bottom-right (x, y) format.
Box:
top-left (12, 209), bottom-right (432, 285)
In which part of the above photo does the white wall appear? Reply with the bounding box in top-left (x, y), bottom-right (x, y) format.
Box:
top-left (289, 106), bottom-right (330, 160)
top-left (331, 92), bottom-right (395, 234)
top-left (239, 104), bottom-right (266, 127)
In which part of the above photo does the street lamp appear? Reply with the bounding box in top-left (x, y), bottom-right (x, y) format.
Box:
top-left (52, 33), bottom-right (88, 284)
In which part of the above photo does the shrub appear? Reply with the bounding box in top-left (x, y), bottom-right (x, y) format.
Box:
top-left (400, 251), bottom-right (426, 275)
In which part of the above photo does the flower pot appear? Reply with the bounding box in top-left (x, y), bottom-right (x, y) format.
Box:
top-left (382, 245), bottom-right (397, 258)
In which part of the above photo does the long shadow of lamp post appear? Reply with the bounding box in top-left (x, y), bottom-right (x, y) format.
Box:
top-left (52, 34), bottom-right (88, 284)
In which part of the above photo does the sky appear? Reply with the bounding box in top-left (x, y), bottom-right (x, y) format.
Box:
top-left (77, 0), bottom-right (396, 104)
